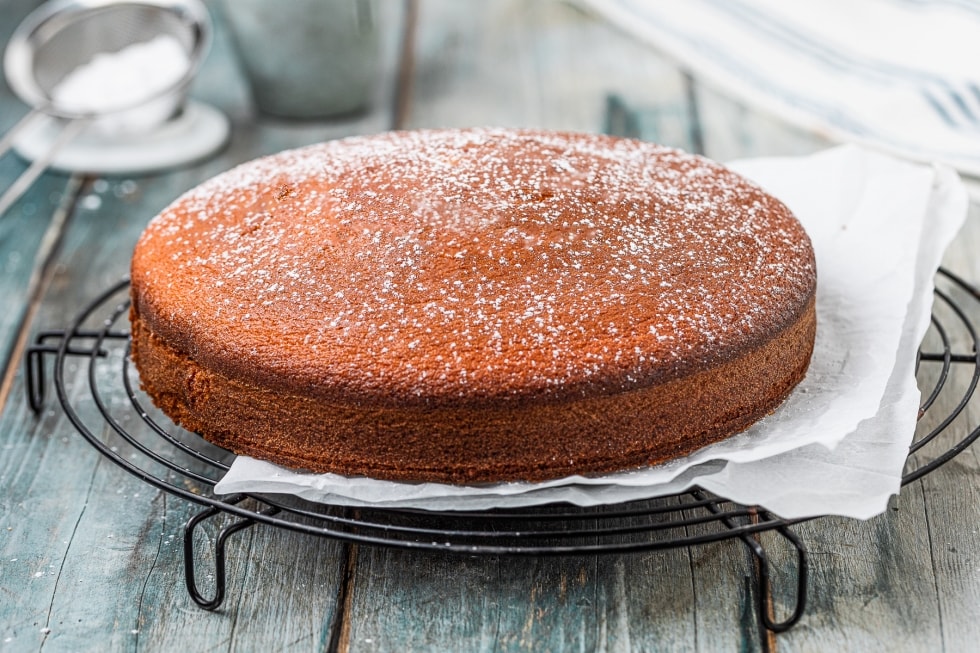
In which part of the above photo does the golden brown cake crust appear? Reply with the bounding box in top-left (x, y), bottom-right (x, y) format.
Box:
top-left (130, 128), bottom-right (817, 482)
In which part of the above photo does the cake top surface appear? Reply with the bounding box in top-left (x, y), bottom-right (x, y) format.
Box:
top-left (131, 128), bottom-right (816, 407)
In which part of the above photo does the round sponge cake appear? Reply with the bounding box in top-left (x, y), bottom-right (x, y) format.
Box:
top-left (129, 128), bottom-right (817, 483)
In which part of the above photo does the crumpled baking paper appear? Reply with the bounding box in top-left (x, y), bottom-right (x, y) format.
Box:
top-left (215, 145), bottom-right (969, 519)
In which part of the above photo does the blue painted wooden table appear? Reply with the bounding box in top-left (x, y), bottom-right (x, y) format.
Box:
top-left (1, 1), bottom-right (979, 651)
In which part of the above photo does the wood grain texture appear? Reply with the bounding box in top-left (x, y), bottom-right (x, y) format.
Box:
top-left (900, 208), bottom-right (980, 653)
top-left (345, 517), bottom-right (706, 652)
top-left (0, 170), bottom-right (75, 410)
top-left (0, 0), bottom-right (406, 650)
top-left (0, 0), bottom-right (76, 407)
top-left (405, 0), bottom-right (687, 133)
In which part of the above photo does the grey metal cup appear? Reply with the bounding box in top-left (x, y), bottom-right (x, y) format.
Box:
top-left (222, 0), bottom-right (379, 119)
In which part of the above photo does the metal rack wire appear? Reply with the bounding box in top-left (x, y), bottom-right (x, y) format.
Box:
top-left (24, 268), bottom-right (980, 636)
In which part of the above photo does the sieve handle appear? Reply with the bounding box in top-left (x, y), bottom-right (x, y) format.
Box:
top-left (0, 114), bottom-right (87, 218)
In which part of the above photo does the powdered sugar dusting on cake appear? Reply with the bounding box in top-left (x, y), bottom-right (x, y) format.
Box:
top-left (133, 129), bottom-right (816, 405)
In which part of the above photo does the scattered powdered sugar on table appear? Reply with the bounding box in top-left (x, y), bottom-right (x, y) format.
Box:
top-left (134, 129), bottom-right (815, 404)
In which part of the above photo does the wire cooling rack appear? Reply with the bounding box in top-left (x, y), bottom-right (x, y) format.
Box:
top-left (24, 268), bottom-right (980, 635)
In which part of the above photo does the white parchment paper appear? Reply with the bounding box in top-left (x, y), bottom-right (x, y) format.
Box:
top-left (215, 146), bottom-right (969, 519)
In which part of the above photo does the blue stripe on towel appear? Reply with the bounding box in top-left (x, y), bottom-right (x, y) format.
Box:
top-left (896, 0), bottom-right (980, 19)
top-left (598, 0), bottom-right (980, 165)
top-left (706, 0), bottom-right (954, 87)
top-left (950, 88), bottom-right (980, 125)
top-left (922, 89), bottom-right (959, 128)
top-left (702, 0), bottom-right (979, 131)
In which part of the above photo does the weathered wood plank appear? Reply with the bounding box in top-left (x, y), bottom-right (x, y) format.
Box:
top-left (772, 500), bottom-right (943, 651)
top-left (346, 507), bottom-right (720, 653)
top-left (906, 200), bottom-right (980, 653)
top-left (0, 169), bottom-right (74, 404)
top-left (0, 0), bottom-right (76, 404)
top-left (0, 1), bottom-right (407, 650)
top-left (404, 0), bottom-right (688, 133)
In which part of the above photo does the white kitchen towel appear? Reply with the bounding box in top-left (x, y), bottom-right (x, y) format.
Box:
top-left (215, 146), bottom-right (969, 520)
top-left (579, 0), bottom-right (980, 178)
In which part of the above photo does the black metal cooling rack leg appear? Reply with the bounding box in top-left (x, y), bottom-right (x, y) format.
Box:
top-left (692, 490), bottom-right (808, 634)
top-left (183, 500), bottom-right (258, 611)
top-left (27, 330), bottom-right (71, 413)
top-left (739, 523), bottom-right (808, 634)
top-left (26, 339), bottom-right (50, 414)
top-left (182, 499), bottom-right (284, 610)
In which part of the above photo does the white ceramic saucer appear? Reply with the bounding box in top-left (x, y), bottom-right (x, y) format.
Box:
top-left (11, 100), bottom-right (229, 175)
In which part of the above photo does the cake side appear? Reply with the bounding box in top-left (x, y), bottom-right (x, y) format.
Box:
top-left (129, 294), bottom-right (816, 483)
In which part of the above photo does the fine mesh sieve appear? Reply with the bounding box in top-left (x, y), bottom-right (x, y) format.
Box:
top-left (0, 0), bottom-right (212, 216)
